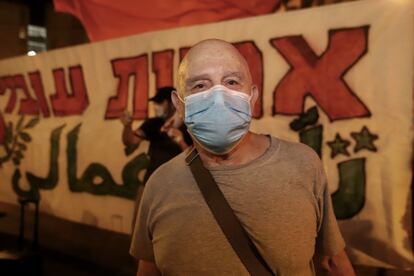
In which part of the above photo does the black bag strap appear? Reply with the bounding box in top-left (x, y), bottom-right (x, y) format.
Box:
top-left (185, 147), bottom-right (275, 276)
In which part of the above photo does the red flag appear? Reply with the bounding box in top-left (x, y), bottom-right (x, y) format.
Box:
top-left (54, 0), bottom-right (281, 41)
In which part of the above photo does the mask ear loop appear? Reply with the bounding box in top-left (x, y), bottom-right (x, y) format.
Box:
top-left (180, 85), bottom-right (251, 103)
top-left (177, 92), bottom-right (185, 103)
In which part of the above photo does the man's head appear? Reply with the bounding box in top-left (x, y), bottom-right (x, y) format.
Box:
top-left (173, 39), bottom-right (257, 117)
top-left (172, 39), bottom-right (258, 155)
top-left (149, 86), bottom-right (175, 118)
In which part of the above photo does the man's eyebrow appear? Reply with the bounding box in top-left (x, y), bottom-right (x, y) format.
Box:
top-left (223, 71), bottom-right (243, 79)
top-left (186, 74), bottom-right (210, 85)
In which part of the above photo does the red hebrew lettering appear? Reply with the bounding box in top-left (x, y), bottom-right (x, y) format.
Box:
top-left (0, 112), bottom-right (5, 144)
top-left (270, 26), bottom-right (370, 121)
top-left (29, 71), bottom-right (50, 117)
top-left (0, 76), bottom-right (6, 95)
top-left (50, 66), bottom-right (89, 116)
top-left (179, 47), bottom-right (190, 61)
top-left (152, 50), bottom-right (174, 89)
top-left (15, 74), bottom-right (39, 115)
top-left (234, 41), bottom-right (264, 118)
top-left (105, 54), bottom-right (149, 120)
top-left (1, 76), bottom-right (17, 114)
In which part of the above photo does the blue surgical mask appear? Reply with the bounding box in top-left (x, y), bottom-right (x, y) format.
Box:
top-left (182, 85), bottom-right (252, 154)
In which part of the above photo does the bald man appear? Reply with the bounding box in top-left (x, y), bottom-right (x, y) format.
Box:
top-left (130, 39), bottom-right (355, 276)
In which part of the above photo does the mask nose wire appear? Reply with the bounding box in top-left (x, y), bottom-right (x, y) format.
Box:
top-left (177, 85), bottom-right (251, 103)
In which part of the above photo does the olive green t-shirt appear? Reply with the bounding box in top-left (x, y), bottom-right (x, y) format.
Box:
top-left (130, 137), bottom-right (345, 275)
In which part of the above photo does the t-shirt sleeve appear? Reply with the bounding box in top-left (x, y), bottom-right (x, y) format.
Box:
top-left (129, 186), bottom-right (155, 261)
top-left (315, 163), bottom-right (346, 257)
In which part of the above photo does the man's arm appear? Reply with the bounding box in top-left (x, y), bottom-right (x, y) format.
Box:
top-left (137, 260), bottom-right (161, 276)
top-left (122, 122), bottom-right (144, 146)
top-left (121, 111), bottom-right (144, 146)
top-left (315, 249), bottom-right (355, 276)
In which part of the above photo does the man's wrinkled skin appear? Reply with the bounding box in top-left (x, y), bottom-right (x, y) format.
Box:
top-left (136, 39), bottom-right (356, 276)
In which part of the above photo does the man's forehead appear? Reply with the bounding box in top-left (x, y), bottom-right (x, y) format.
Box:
top-left (177, 39), bottom-right (252, 89)
top-left (187, 43), bottom-right (241, 64)
top-left (186, 48), bottom-right (248, 75)
top-left (189, 39), bottom-right (237, 54)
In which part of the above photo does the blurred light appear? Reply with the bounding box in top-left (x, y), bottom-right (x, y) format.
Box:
top-left (27, 25), bottom-right (47, 54)
top-left (27, 51), bottom-right (37, 56)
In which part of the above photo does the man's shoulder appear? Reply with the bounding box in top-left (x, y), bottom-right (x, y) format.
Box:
top-left (274, 136), bottom-right (320, 160)
top-left (275, 136), bottom-right (326, 189)
top-left (270, 136), bottom-right (322, 173)
top-left (144, 151), bottom-right (191, 190)
top-left (155, 150), bottom-right (188, 172)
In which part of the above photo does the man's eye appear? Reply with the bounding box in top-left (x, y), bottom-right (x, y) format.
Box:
top-left (192, 83), bottom-right (205, 90)
top-left (227, 80), bottom-right (238, 85)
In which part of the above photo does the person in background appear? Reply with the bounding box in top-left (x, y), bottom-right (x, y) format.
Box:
top-left (121, 86), bottom-right (192, 184)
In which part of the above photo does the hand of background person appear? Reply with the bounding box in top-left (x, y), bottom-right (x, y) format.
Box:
top-left (161, 118), bottom-right (188, 151)
top-left (161, 111), bottom-right (183, 132)
top-left (161, 117), bottom-right (173, 132)
top-left (120, 110), bottom-right (143, 149)
top-left (120, 110), bottom-right (133, 126)
top-left (166, 128), bottom-right (184, 144)
top-left (162, 114), bottom-right (185, 142)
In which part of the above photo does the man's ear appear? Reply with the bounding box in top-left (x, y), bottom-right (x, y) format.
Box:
top-left (171, 91), bottom-right (184, 118)
top-left (250, 85), bottom-right (259, 108)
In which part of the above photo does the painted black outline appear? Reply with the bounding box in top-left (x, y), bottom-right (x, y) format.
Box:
top-left (332, 157), bottom-right (366, 220)
top-left (271, 0), bottom-right (282, 12)
top-left (132, 55), bottom-right (149, 120)
top-left (14, 74), bottom-right (40, 116)
top-left (28, 70), bottom-right (51, 118)
top-left (50, 65), bottom-right (89, 117)
top-left (1, 75), bottom-right (18, 114)
top-left (233, 40), bottom-right (265, 119)
top-left (280, 0), bottom-right (303, 10)
top-left (350, 125), bottom-right (378, 153)
top-left (289, 105), bottom-right (319, 131)
top-left (179, 47), bottom-right (191, 62)
top-left (326, 133), bottom-right (351, 159)
top-left (151, 49), bottom-right (175, 89)
top-left (105, 54), bottom-right (149, 120)
top-left (269, 25), bottom-right (372, 122)
top-left (0, 75), bottom-right (7, 95)
top-left (411, 148), bottom-right (414, 253)
top-left (299, 124), bottom-right (324, 158)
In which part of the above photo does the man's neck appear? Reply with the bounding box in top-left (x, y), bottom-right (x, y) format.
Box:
top-left (196, 132), bottom-right (270, 168)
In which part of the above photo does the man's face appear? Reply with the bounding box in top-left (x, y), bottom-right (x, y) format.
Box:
top-left (183, 44), bottom-right (252, 98)
top-left (153, 100), bottom-right (169, 118)
top-left (174, 40), bottom-right (257, 117)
